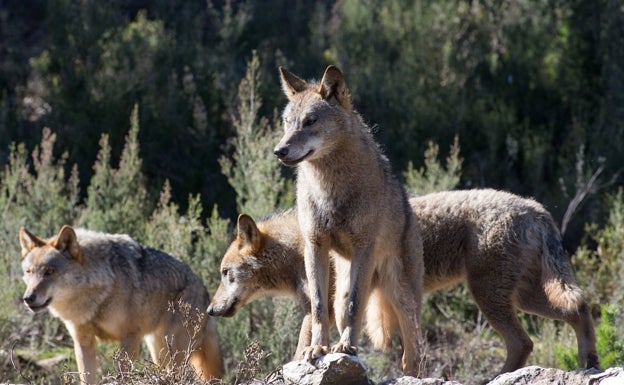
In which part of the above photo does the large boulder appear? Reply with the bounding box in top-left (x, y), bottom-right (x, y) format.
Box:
top-left (282, 353), bottom-right (371, 385)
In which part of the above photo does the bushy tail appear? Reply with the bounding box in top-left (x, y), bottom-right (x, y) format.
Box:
top-left (364, 289), bottom-right (397, 351)
top-left (541, 218), bottom-right (584, 312)
top-left (189, 316), bottom-right (223, 380)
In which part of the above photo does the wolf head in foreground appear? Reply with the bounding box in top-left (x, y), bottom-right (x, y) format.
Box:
top-left (209, 189), bottom-right (599, 376)
top-left (273, 65), bottom-right (425, 376)
top-left (20, 225), bottom-right (222, 384)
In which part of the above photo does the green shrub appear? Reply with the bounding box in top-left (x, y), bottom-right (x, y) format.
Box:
top-left (81, 104), bottom-right (151, 235)
top-left (573, 188), bottom-right (624, 307)
top-left (219, 51), bottom-right (293, 218)
top-left (556, 305), bottom-right (624, 369)
top-left (404, 135), bottom-right (462, 195)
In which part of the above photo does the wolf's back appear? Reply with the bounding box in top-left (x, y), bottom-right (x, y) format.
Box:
top-left (75, 228), bottom-right (209, 307)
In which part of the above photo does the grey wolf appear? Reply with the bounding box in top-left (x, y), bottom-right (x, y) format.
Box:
top-left (271, 65), bottom-right (425, 376)
top-left (208, 189), bottom-right (598, 375)
top-left (19, 225), bottom-right (222, 384)
top-left (207, 210), bottom-right (322, 356)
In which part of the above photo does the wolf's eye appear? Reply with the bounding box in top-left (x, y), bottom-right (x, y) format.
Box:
top-left (25, 269), bottom-right (32, 275)
top-left (221, 268), bottom-right (229, 277)
top-left (43, 268), bottom-right (55, 277)
top-left (302, 117), bottom-right (317, 127)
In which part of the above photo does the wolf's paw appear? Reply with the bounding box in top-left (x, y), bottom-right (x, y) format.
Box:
top-left (302, 345), bottom-right (328, 361)
top-left (330, 342), bottom-right (358, 355)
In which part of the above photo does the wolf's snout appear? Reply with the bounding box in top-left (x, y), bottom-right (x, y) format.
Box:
top-left (23, 293), bottom-right (37, 305)
top-left (207, 304), bottom-right (215, 316)
top-left (273, 146), bottom-right (289, 159)
top-left (23, 293), bottom-right (51, 312)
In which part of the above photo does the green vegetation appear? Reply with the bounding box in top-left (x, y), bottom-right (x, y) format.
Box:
top-left (1, 0), bottom-right (623, 384)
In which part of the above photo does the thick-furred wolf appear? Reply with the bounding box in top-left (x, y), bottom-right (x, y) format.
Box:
top-left (19, 225), bottom-right (222, 384)
top-left (208, 189), bottom-right (598, 375)
top-left (272, 65), bottom-right (424, 375)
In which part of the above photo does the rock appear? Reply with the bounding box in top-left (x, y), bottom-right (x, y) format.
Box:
top-left (378, 377), bottom-right (463, 385)
top-left (487, 366), bottom-right (624, 385)
top-left (282, 353), bottom-right (371, 385)
top-left (597, 367), bottom-right (624, 385)
top-left (278, 355), bottom-right (624, 385)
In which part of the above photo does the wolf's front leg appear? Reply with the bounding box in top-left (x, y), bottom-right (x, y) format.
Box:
top-left (67, 322), bottom-right (97, 384)
top-left (119, 333), bottom-right (141, 373)
top-left (301, 240), bottom-right (330, 361)
top-left (331, 246), bottom-right (375, 356)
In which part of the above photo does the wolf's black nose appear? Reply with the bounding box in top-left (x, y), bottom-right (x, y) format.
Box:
top-left (207, 304), bottom-right (215, 316)
top-left (23, 293), bottom-right (36, 305)
top-left (273, 146), bottom-right (289, 159)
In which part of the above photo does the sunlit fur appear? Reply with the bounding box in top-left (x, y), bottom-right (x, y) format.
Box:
top-left (209, 189), bottom-right (599, 376)
top-left (273, 65), bottom-right (425, 376)
top-left (20, 225), bottom-right (222, 384)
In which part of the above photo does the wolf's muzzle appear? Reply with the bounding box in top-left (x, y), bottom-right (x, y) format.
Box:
top-left (273, 146), bottom-right (289, 159)
top-left (273, 146), bottom-right (314, 166)
top-left (207, 298), bottom-right (238, 318)
top-left (23, 293), bottom-right (51, 312)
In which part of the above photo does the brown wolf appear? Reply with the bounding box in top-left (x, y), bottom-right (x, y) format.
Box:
top-left (209, 189), bottom-right (598, 375)
top-left (271, 65), bottom-right (424, 376)
top-left (19, 225), bottom-right (222, 384)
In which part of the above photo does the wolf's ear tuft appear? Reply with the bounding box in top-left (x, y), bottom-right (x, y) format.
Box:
top-left (53, 225), bottom-right (83, 263)
top-left (319, 65), bottom-right (351, 110)
top-left (279, 66), bottom-right (308, 100)
top-left (237, 214), bottom-right (261, 251)
top-left (19, 227), bottom-right (45, 258)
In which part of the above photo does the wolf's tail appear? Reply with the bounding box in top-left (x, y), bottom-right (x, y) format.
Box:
top-left (540, 216), bottom-right (584, 312)
top-left (190, 315), bottom-right (223, 380)
top-left (364, 289), bottom-right (397, 351)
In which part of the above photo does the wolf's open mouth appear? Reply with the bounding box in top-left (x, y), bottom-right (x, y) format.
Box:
top-left (27, 297), bottom-right (52, 313)
top-left (281, 149), bottom-right (314, 166)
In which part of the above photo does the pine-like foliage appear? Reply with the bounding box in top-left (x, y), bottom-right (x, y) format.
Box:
top-left (219, 51), bottom-right (293, 219)
top-left (81, 104), bottom-right (150, 235)
top-left (404, 135), bottom-right (463, 195)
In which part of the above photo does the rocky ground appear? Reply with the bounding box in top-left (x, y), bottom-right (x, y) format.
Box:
top-left (259, 353), bottom-right (624, 385)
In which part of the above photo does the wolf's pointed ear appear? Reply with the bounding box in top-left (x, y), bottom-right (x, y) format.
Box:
top-left (279, 66), bottom-right (308, 100)
top-left (19, 227), bottom-right (45, 258)
top-left (319, 65), bottom-right (351, 110)
top-left (52, 225), bottom-right (82, 263)
top-left (237, 214), bottom-right (261, 251)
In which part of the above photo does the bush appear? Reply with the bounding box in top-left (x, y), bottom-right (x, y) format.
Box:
top-left (404, 135), bottom-right (462, 195)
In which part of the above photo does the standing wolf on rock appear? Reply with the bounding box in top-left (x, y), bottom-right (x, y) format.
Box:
top-left (273, 65), bottom-right (425, 376)
top-left (19, 225), bottom-right (222, 384)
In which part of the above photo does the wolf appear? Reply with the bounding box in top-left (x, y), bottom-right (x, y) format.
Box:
top-left (207, 210), bottom-right (321, 355)
top-left (208, 189), bottom-right (598, 375)
top-left (19, 225), bottom-right (222, 384)
top-left (272, 65), bottom-right (424, 375)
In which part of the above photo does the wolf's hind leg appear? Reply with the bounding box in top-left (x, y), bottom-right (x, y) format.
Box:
top-left (517, 288), bottom-right (599, 369)
top-left (378, 265), bottom-right (422, 377)
top-left (468, 275), bottom-right (533, 373)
